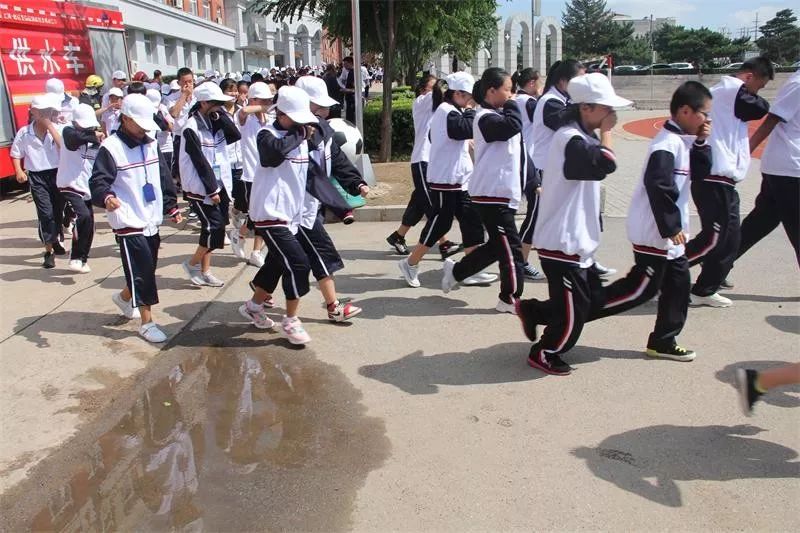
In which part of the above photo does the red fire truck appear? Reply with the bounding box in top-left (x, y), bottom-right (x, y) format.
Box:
top-left (0, 0), bottom-right (128, 189)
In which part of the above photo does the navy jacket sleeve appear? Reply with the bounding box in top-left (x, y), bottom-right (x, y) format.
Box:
top-left (182, 128), bottom-right (219, 195)
top-left (563, 136), bottom-right (617, 181)
top-left (446, 108), bottom-right (475, 140)
top-left (153, 112), bottom-right (169, 132)
top-left (690, 140), bottom-right (712, 181)
top-left (478, 100), bottom-right (523, 142)
top-left (643, 150), bottom-right (682, 238)
top-left (734, 86), bottom-right (770, 122)
top-left (63, 126), bottom-right (97, 151)
top-left (158, 145), bottom-right (178, 216)
top-left (329, 142), bottom-right (366, 195)
top-left (257, 128), bottom-right (305, 168)
top-left (542, 98), bottom-right (567, 131)
top-left (212, 112), bottom-right (242, 144)
top-left (89, 146), bottom-right (117, 208)
top-left (525, 98), bottom-right (537, 123)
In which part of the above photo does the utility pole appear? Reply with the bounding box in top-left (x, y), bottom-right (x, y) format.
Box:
top-left (649, 14), bottom-right (654, 100)
top-left (753, 12), bottom-right (759, 41)
top-left (351, 0), bottom-right (363, 134)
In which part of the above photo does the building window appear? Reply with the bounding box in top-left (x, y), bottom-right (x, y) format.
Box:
top-left (165, 38), bottom-right (177, 66)
top-left (216, 7), bottom-right (222, 24)
top-left (189, 0), bottom-right (198, 16)
top-left (184, 45), bottom-right (192, 68)
top-left (143, 33), bottom-right (154, 63)
top-left (203, 1), bottom-right (210, 19)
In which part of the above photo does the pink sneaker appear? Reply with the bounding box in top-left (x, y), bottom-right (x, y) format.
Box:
top-left (281, 316), bottom-right (311, 345)
top-left (327, 301), bottom-right (362, 322)
top-left (239, 301), bottom-right (275, 329)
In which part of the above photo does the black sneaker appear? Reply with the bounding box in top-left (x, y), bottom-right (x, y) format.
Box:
top-left (720, 278), bottom-right (734, 290)
top-left (52, 242), bottom-right (67, 256)
top-left (386, 232), bottom-right (410, 255)
top-left (646, 344), bottom-right (696, 362)
top-left (515, 299), bottom-right (540, 342)
top-left (527, 347), bottom-right (572, 376)
top-left (439, 240), bottom-right (463, 260)
top-left (735, 368), bottom-right (763, 416)
top-left (43, 251), bottom-right (55, 269)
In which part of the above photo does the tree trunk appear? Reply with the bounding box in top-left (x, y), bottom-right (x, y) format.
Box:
top-left (405, 64), bottom-right (417, 86)
top-left (378, 0), bottom-right (395, 162)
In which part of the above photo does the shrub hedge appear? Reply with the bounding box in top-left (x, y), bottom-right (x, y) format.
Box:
top-left (363, 96), bottom-right (415, 158)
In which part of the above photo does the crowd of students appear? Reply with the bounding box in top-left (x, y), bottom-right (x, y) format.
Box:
top-left (9, 57), bottom-right (799, 408)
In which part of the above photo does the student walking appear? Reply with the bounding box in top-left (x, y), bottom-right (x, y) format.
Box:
top-left (241, 86), bottom-right (318, 345)
top-left (179, 82), bottom-right (242, 288)
top-left (398, 72), bottom-right (496, 288)
top-left (515, 73), bottom-right (628, 376)
top-left (386, 74), bottom-right (459, 258)
top-left (519, 82), bottom-right (715, 370)
top-left (512, 67), bottom-right (546, 281)
top-left (441, 68), bottom-right (525, 313)
top-left (10, 94), bottom-right (66, 268)
top-left (736, 362), bottom-right (800, 416)
top-left (684, 57), bottom-right (773, 307)
top-left (57, 103), bottom-right (105, 273)
top-left (89, 94), bottom-right (182, 343)
top-left (233, 82), bottom-right (273, 267)
top-left (736, 69), bottom-right (799, 266)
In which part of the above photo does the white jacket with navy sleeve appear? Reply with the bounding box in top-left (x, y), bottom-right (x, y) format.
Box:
top-left (425, 102), bottom-right (475, 191)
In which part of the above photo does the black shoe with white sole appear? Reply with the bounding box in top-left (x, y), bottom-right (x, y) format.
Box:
top-left (386, 232), bottom-right (410, 255)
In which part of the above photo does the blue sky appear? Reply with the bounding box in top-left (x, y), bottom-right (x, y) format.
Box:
top-left (498, 0), bottom-right (796, 35)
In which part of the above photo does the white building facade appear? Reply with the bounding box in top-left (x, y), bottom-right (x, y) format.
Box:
top-left (89, 0), bottom-right (239, 75)
top-left (226, 1), bottom-right (324, 70)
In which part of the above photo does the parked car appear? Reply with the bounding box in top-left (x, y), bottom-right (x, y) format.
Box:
top-left (792, 60), bottom-right (800, 68)
top-left (722, 62), bottom-right (743, 70)
top-left (613, 65), bottom-right (639, 73)
top-left (642, 64), bottom-right (672, 70)
top-left (669, 62), bottom-right (695, 70)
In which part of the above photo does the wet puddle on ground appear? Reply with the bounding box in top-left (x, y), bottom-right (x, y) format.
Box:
top-left (1, 344), bottom-right (389, 532)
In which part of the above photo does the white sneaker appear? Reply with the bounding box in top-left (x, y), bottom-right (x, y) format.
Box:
top-left (228, 229), bottom-right (246, 259)
top-left (201, 271), bottom-right (225, 287)
top-left (690, 292), bottom-right (732, 308)
top-left (462, 271), bottom-right (498, 285)
top-left (68, 259), bottom-right (90, 273)
top-left (139, 322), bottom-right (167, 343)
top-left (441, 258), bottom-right (458, 293)
top-left (224, 233), bottom-right (231, 246)
top-left (281, 316), bottom-right (311, 345)
top-left (593, 262), bottom-right (617, 278)
top-left (112, 292), bottom-right (140, 319)
top-left (239, 301), bottom-right (275, 329)
top-left (182, 260), bottom-right (205, 285)
top-left (249, 250), bottom-right (265, 268)
top-left (398, 258), bottom-right (420, 288)
top-left (495, 299), bottom-right (517, 314)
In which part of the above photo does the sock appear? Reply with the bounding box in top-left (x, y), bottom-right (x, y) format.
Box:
top-left (247, 299), bottom-right (261, 311)
top-left (754, 373), bottom-right (767, 394)
top-left (327, 300), bottom-right (339, 312)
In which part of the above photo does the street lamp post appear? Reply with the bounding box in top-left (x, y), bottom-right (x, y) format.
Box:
top-left (351, 0), bottom-right (364, 134)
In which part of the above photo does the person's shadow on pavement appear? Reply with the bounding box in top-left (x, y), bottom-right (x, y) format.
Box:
top-left (572, 424), bottom-right (800, 507)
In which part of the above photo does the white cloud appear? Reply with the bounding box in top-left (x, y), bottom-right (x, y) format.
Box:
top-left (605, 0), bottom-right (697, 23)
top-left (730, 5), bottom-right (782, 27)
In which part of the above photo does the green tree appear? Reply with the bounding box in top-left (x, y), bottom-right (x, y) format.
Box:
top-left (652, 24), bottom-right (742, 66)
top-left (248, 0), bottom-right (496, 161)
top-left (757, 9), bottom-right (800, 64)
top-left (612, 36), bottom-right (651, 66)
top-left (561, 0), bottom-right (633, 58)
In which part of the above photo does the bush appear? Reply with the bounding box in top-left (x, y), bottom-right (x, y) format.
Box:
top-left (363, 96), bottom-right (415, 159)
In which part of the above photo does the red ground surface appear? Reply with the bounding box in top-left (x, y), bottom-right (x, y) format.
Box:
top-left (623, 117), bottom-right (766, 159)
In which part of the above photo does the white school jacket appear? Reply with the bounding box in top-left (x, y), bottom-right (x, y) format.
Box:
top-left (410, 92), bottom-right (434, 164)
top-left (56, 128), bottom-right (98, 199)
top-left (249, 123), bottom-right (309, 235)
top-left (425, 102), bottom-right (474, 191)
top-left (514, 92), bottom-right (537, 161)
top-left (468, 105), bottom-right (522, 210)
top-left (179, 113), bottom-right (232, 202)
top-left (627, 121), bottom-right (700, 259)
top-left (708, 76), bottom-right (759, 183)
top-left (531, 87), bottom-right (568, 170)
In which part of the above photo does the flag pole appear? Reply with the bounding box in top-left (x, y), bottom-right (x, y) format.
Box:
top-left (351, 0), bottom-right (364, 134)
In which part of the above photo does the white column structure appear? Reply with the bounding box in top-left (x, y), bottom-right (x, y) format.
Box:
top-left (155, 35), bottom-right (167, 67)
top-left (533, 16), bottom-right (563, 72)
top-left (301, 36), bottom-right (313, 67)
top-left (175, 39), bottom-right (185, 68)
top-left (188, 42), bottom-right (199, 70)
top-left (132, 30), bottom-right (147, 68)
top-left (286, 36), bottom-right (296, 68)
top-left (203, 47), bottom-right (212, 71)
top-left (216, 49), bottom-right (225, 72)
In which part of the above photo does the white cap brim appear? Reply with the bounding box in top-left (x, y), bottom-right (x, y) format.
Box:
top-left (74, 115), bottom-right (100, 129)
top-left (310, 94), bottom-right (339, 107)
top-left (286, 109), bottom-right (319, 125)
top-left (128, 114), bottom-right (159, 132)
top-left (601, 95), bottom-right (633, 108)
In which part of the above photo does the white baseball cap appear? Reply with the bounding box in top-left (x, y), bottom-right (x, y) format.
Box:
top-left (271, 86), bottom-right (318, 125)
top-left (568, 73), bottom-right (632, 108)
top-left (108, 87), bottom-right (124, 98)
top-left (295, 75), bottom-right (338, 107)
top-left (31, 94), bottom-right (60, 110)
top-left (241, 73), bottom-right (252, 83)
top-left (146, 88), bottom-right (162, 109)
top-left (169, 80), bottom-right (180, 91)
top-left (73, 103), bottom-right (100, 129)
top-left (112, 70), bottom-right (127, 80)
top-left (203, 69), bottom-right (215, 79)
top-left (121, 94), bottom-right (159, 131)
top-left (446, 71), bottom-right (475, 93)
top-left (44, 78), bottom-right (66, 98)
top-left (193, 82), bottom-right (233, 102)
top-left (247, 82), bottom-right (273, 100)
